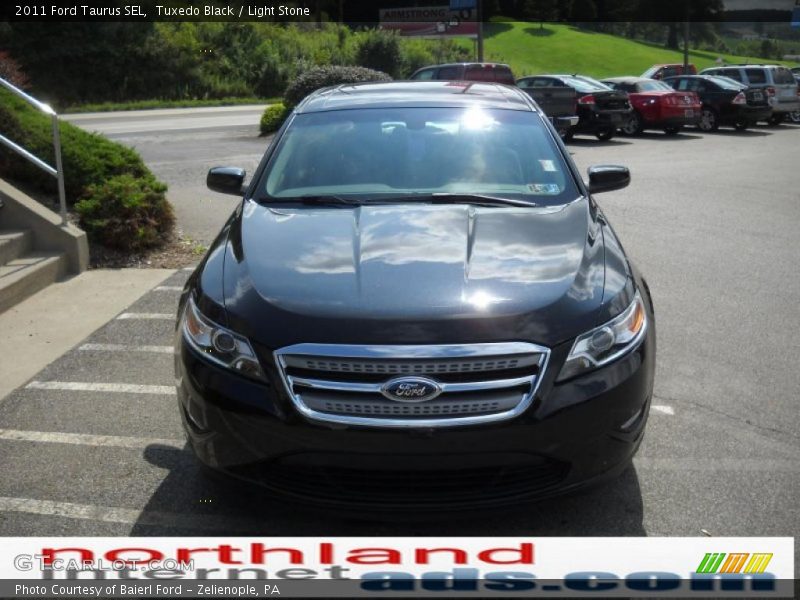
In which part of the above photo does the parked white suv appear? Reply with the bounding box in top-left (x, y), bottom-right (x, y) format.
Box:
top-left (700, 64), bottom-right (800, 124)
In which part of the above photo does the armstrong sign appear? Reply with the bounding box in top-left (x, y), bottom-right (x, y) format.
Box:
top-left (379, 5), bottom-right (478, 38)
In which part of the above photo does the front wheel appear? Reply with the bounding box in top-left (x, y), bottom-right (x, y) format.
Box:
top-left (767, 113), bottom-right (785, 126)
top-left (788, 111), bottom-right (800, 124)
top-left (621, 112), bottom-right (643, 135)
top-left (697, 107), bottom-right (718, 132)
top-left (663, 125), bottom-right (682, 135)
top-left (595, 127), bottom-right (615, 141)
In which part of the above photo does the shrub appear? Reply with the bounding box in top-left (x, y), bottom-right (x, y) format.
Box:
top-left (75, 174), bottom-right (175, 251)
top-left (355, 30), bottom-right (403, 78)
top-left (260, 103), bottom-right (290, 135)
top-left (0, 88), bottom-right (175, 251)
top-left (0, 89), bottom-right (149, 202)
top-left (283, 65), bottom-right (392, 109)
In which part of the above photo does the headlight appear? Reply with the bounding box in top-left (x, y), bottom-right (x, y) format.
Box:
top-left (557, 291), bottom-right (647, 382)
top-left (180, 296), bottom-right (265, 381)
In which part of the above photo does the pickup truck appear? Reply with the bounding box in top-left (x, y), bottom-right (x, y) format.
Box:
top-left (515, 79), bottom-right (579, 137)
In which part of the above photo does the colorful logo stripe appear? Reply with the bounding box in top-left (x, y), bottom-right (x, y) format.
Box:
top-left (696, 553), bottom-right (773, 574)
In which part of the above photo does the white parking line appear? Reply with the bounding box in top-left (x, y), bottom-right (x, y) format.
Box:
top-left (0, 429), bottom-right (183, 449)
top-left (0, 497), bottom-right (250, 531)
top-left (25, 381), bottom-right (176, 395)
top-left (79, 343), bottom-right (173, 354)
top-left (117, 313), bottom-right (174, 320)
top-left (651, 405), bottom-right (675, 415)
top-left (154, 286), bottom-right (184, 292)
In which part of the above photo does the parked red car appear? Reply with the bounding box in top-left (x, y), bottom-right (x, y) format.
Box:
top-left (601, 77), bottom-right (701, 135)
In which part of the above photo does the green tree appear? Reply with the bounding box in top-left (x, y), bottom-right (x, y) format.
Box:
top-left (522, 0), bottom-right (559, 29)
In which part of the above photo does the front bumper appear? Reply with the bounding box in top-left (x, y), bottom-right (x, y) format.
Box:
top-left (176, 321), bottom-right (656, 510)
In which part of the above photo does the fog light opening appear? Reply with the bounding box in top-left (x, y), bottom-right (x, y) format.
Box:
top-left (619, 407), bottom-right (645, 432)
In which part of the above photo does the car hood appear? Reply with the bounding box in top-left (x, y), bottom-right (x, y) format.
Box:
top-left (220, 199), bottom-right (609, 348)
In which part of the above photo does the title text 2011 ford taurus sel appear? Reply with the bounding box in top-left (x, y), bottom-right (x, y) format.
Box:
top-left (175, 82), bottom-right (655, 510)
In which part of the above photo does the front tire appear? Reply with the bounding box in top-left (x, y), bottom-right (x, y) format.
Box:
top-left (595, 127), bottom-right (615, 141)
top-left (767, 113), bottom-right (785, 126)
top-left (698, 107), bottom-right (718, 132)
top-left (621, 112), bottom-right (643, 136)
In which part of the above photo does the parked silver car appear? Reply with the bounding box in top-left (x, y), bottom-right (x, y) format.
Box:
top-left (700, 64), bottom-right (800, 125)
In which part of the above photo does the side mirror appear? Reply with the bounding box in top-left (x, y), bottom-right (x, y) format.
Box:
top-left (207, 167), bottom-right (246, 196)
top-left (587, 165), bottom-right (630, 195)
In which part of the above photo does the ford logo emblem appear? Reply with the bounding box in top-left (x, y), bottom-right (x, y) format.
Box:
top-left (380, 377), bottom-right (442, 403)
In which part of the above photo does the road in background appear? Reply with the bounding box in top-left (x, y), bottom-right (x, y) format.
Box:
top-left (64, 105), bottom-right (270, 244)
top-left (11, 115), bottom-right (798, 567)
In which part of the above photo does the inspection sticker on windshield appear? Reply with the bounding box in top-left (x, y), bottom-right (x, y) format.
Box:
top-left (539, 159), bottom-right (557, 172)
top-left (528, 183), bottom-right (561, 195)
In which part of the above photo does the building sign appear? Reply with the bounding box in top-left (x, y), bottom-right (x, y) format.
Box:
top-left (379, 5), bottom-right (478, 38)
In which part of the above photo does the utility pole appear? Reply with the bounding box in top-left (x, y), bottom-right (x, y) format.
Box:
top-left (477, 0), bottom-right (484, 62)
top-left (683, 0), bottom-right (690, 70)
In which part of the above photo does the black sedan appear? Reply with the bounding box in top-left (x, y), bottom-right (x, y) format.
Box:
top-left (664, 74), bottom-right (772, 131)
top-left (516, 74), bottom-right (632, 141)
top-left (177, 81), bottom-right (655, 510)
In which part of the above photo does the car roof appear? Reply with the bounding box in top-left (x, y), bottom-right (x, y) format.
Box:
top-left (601, 77), bottom-right (657, 83)
top-left (419, 62), bottom-right (511, 69)
top-left (706, 64), bottom-right (783, 69)
top-left (663, 75), bottom-right (715, 80)
top-left (296, 81), bottom-right (536, 114)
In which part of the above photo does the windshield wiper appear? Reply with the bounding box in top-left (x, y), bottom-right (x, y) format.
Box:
top-left (424, 193), bottom-right (537, 208)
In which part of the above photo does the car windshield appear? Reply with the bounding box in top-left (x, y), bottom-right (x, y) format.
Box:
top-left (260, 107), bottom-right (578, 205)
top-left (709, 76), bottom-right (745, 90)
top-left (561, 75), bottom-right (612, 93)
top-left (638, 80), bottom-right (673, 92)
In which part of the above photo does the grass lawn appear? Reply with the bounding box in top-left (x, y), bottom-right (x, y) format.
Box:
top-left (470, 21), bottom-right (788, 78)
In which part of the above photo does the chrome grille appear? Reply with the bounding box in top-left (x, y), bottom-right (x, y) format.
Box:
top-left (274, 343), bottom-right (549, 428)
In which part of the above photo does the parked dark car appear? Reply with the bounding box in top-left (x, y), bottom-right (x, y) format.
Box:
top-left (410, 62), bottom-right (516, 85)
top-left (516, 75), bottom-right (632, 141)
top-left (699, 64), bottom-right (800, 125)
top-left (641, 63), bottom-right (697, 80)
top-left (601, 77), bottom-right (701, 135)
top-left (664, 75), bottom-right (772, 131)
top-left (177, 82), bottom-right (655, 510)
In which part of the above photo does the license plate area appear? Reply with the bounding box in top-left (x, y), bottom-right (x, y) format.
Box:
top-left (684, 109), bottom-right (694, 117)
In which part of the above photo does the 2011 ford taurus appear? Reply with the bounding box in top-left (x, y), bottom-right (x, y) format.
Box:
top-left (175, 81), bottom-right (656, 510)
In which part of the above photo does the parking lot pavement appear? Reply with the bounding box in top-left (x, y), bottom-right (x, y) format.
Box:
top-left (0, 124), bottom-right (797, 570)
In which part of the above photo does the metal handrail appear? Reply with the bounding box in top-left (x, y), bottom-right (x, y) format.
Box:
top-left (0, 76), bottom-right (67, 226)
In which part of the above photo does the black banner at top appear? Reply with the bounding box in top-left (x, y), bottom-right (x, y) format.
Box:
top-left (1, 0), bottom-right (798, 23)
